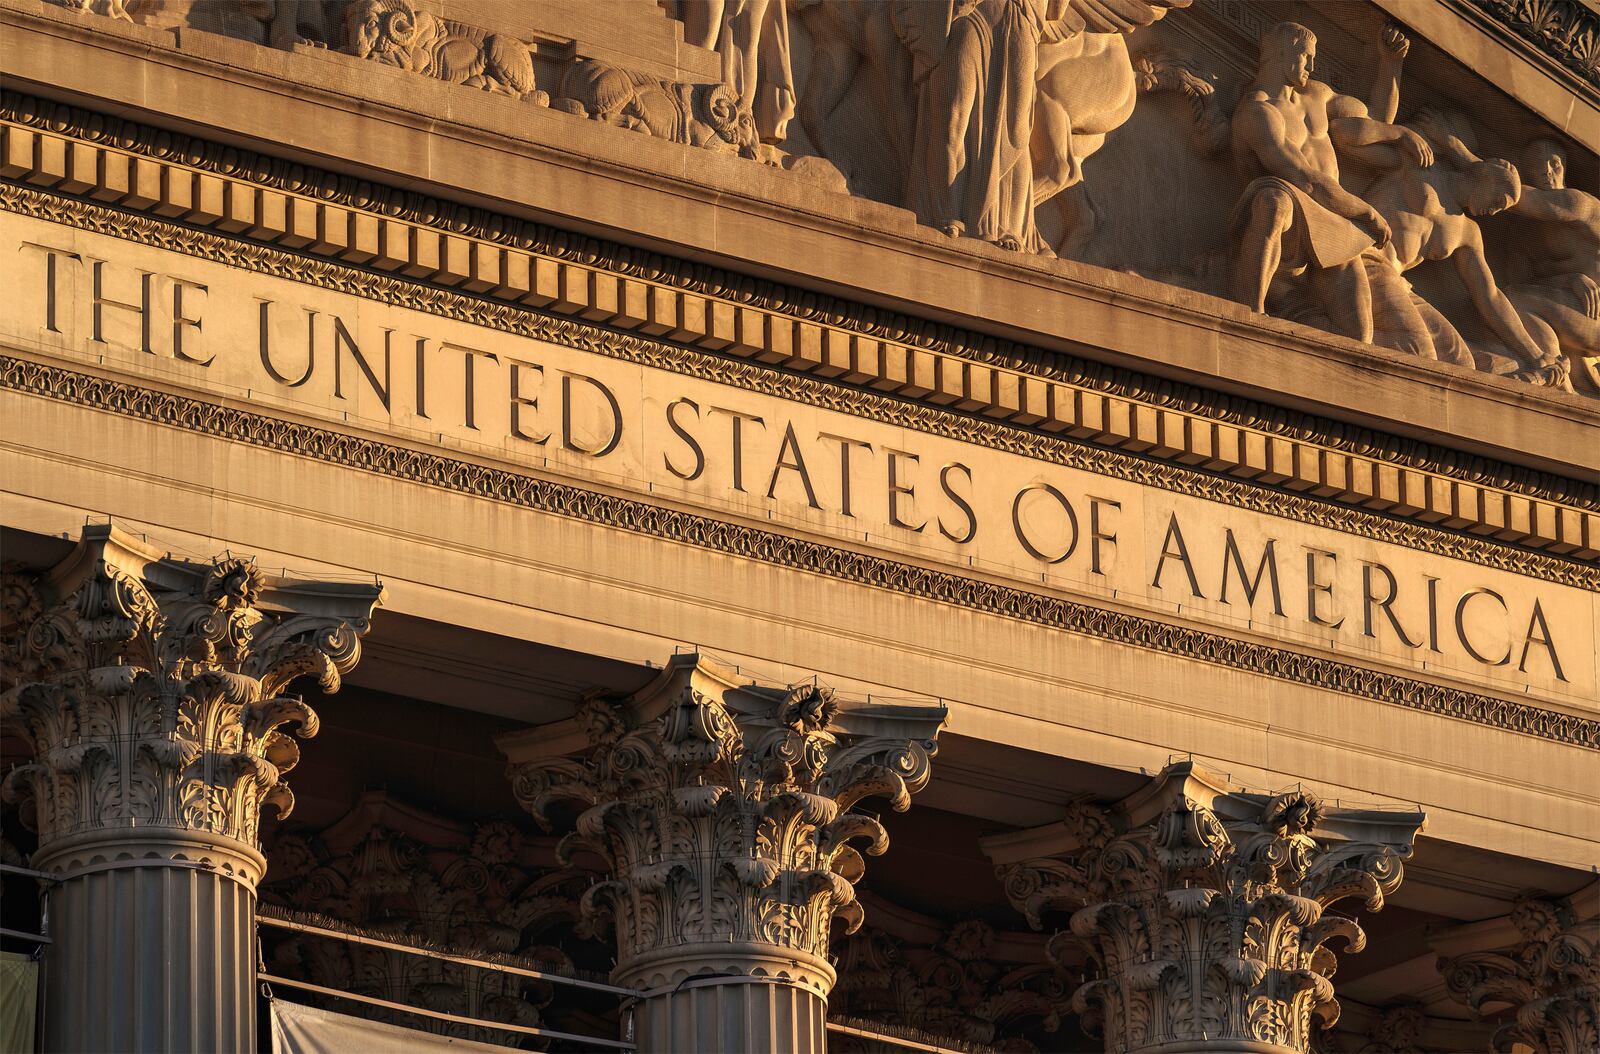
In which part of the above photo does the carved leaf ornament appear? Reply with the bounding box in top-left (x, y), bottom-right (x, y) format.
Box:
top-left (506, 662), bottom-right (943, 977)
top-left (0, 526), bottom-right (381, 857)
top-left (993, 766), bottom-right (1423, 1053)
top-left (1440, 896), bottom-right (1600, 1054)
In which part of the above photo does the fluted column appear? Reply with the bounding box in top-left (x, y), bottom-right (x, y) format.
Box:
top-left (1434, 888), bottom-right (1599, 1053)
top-left (499, 654), bottom-right (945, 1054)
top-left (981, 761), bottom-right (1425, 1054)
top-left (0, 524), bottom-right (383, 1054)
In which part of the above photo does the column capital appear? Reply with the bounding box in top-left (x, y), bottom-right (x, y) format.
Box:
top-left (0, 523), bottom-right (383, 882)
top-left (499, 653), bottom-right (945, 993)
top-left (1434, 886), bottom-right (1600, 1053)
top-left (982, 761), bottom-right (1426, 1054)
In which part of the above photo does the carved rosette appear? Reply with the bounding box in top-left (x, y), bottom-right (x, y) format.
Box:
top-left (986, 763), bottom-right (1425, 1054)
top-left (1439, 896), bottom-right (1600, 1054)
top-left (1353, 1002), bottom-right (1432, 1053)
top-left (501, 656), bottom-right (944, 995)
top-left (0, 525), bottom-right (383, 883)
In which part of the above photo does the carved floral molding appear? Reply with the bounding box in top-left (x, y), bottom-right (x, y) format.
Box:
top-left (4, 354), bottom-right (1596, 752)
top-left (21, 0), bottom-right (1600, 397)
top-left (831, 916), bottom-right (1076, 1053)
top-left (260, 792), bottom-right (605, 1046)
top-left (1465, 0), bottom-right (1600, 89)
top-left (3, 87), bottom-right (1597, 526)
top-left (2, 175), bottom-right (1593, 584)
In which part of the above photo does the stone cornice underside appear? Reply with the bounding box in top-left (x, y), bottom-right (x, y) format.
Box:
top-left (1, 92), bottom-right (1597, 550)
top-left (5, 354), bottom-right (1597, 753)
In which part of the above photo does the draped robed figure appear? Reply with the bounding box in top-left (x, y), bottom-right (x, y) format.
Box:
top-left (897, 0), bottom-right (1190, 254)
top-left (902, 0), bottom-right (1068, 253)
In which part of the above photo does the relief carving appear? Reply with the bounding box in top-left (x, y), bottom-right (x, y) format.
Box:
top-left (1349, 1002), bottom-right (1434, 1053)
top-left (830, 915), bottom-right (1075, 1052)
top-left (1504, 136), bottom-right (1600, 391)
top-left (899, 0), bottom-right (1189, 253)
top-left (666, 0), bottom-right (796, 153)
top-left (341, 0), bottom-right (547, 103)
top-left (28, 1), bottom-right (1600, 397)
top-left (500, 655), bottom-right (944, 994)
top-left (1436, 894), bottom-right (1600, 1054)
top-left (260, 793), bottom-right (603, 1047)
top-left (0, 524), bottom-right (382, 879)
top-left (1227, 22), bottom-right (1430, 345)
top-left (553, 61), bottom-right (752, 158)
top-left (1468, 0), bottom-right (1600, 90)
top-left (984, 762), bottom-right (1426, 1054)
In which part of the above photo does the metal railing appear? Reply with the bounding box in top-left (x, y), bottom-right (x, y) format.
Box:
top-left (256, 908), bottom-right (981, 1053)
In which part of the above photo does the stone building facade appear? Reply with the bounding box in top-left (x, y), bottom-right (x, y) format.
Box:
top-left (0, 1), bottom-right (1595, 1052)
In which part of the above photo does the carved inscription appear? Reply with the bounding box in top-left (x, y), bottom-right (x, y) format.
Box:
top-left (6, 217), bottom-right (1592, 707)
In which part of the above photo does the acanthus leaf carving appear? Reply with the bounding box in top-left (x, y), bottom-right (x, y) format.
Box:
top-left (341, 0), bottom-right (548, 105)
top-left (259, 792), bottom-right (603, 1047)
top-left (0, 524), bottom-right (383, 871)
top-left (500, 655), bottom-right (943, 992)
top-left (984, 762), bottom-right (1425, 1054)
top-left (830, 910), bottom-right (1078, 1053)
top-left (1437, 893), bottom-right (1600, 1054)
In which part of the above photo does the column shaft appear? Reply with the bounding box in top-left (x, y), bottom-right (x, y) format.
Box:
top-left (502, 654), bottom-right (945, 1054)
top-left (44, 858), bottom-right (256, 1053)
top-left (1, 526), bottom-right (382, 1054)
top-left (631, 979), bottom-right (828, 1054)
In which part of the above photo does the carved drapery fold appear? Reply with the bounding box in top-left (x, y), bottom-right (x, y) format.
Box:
top-left (499, 654), bottom-right (944, 1001)
top-left (983, 762), bottom-right (1425, 1054)
top-left (0, 523), bottom-right (383, 879)
top-left (1436, 893), bottom-right (1600, 1054)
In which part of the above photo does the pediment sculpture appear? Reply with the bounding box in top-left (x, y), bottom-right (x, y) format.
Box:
top-left (41, 0), bottom-right (1600, 397)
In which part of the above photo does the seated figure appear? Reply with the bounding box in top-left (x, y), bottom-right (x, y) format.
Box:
top-left (1229, 22), bottom-right (1431, 344)
top-left (1356, 127), bottom-right (1572, 389)
top-left (1503, 138), bottom-right (1600, 392)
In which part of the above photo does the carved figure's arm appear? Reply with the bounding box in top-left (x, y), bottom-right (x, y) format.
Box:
top-left (1330, 109), bottom-right (1433, 168)
top-left (1237, 102), bottom-right (1377, 222)
top-left (1369, 24), bottom-right (1408, 124)
top-left (1511, 185), bottom-right (1600, 225)
top-left (1452, 225), bottom-right (1558, 364)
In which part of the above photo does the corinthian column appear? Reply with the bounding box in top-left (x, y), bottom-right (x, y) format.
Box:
top-left (0, 524), bottom-right (383, 1054)
top-left (1434, 886), bottom-right (1600, 1053)
top-left (981, 761), bottom-right (1426, 1054)
top-left (498, 654), bottom-right (945, 1054)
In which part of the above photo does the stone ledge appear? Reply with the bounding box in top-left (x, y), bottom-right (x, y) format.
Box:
top-left (5, 125), bottom-right (1599, 563)
top-left (2, 0), bottom-right (1597, 491)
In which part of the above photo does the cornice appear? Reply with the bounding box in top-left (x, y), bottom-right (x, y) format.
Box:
top-left (2, 89), bottom-right (1597, 527)
top-left (1457, 0), bottom-right (1600, 100)
top-left (4, 355), bottom-right (1598, 753)
top-left (4, 180), bottom-right (1594, 591)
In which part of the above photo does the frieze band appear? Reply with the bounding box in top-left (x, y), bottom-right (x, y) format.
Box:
top-left (4, 182), bottom-right (1595, 596)
top-left (3, 355), bottom-right (1596, 752)
top-left (2, 88), bottom-right (1595, 516)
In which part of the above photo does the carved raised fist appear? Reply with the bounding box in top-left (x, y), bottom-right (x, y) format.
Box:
top-left (1381, 23), bottom-right (1410, 61)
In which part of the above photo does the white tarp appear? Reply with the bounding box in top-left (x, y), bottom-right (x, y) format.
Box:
top-left (269, 999), bottom-right (523, 1054)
